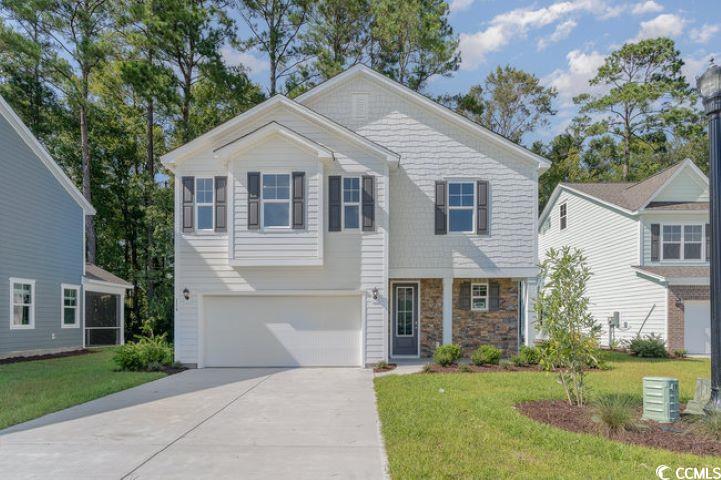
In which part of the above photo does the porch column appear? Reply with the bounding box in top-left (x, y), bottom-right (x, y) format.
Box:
top-left (442, 276), bottom-right (453, 344)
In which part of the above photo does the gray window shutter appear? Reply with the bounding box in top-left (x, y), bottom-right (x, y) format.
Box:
top-left (477, 180), bottom-right (489, 235)
top-left (489, 282), bottom-right (500, 311)
top-left (214, 176), bottom-right (227, 233)
top-left (362, 175), bottom-right (375, 232)
top-left (459, 281), bottom-right (470, 309)
top-left (435, 181), bottom-right (447, 235)
top-left (651, 223), bottom-right (660, 261)
top-left (707, 223), bottom-right (711, 261)
top-left (292, 172), bottom-right (305, 229)
top-left (247, 172), bottom-right (260, 230)
top-left (182, 176), bottom-right (194, 233)
top-left (328, 175), bottom-right (341, 232)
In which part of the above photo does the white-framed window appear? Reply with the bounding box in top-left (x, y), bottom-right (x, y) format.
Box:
top-left (662, 224), bottom-right (705, 260)
top-left (195, 177), bottom-right (214, 231)
top-left (471, 282), bottom-right (488, 311)
top-left (261, 173), bottom-right (291, 228)
top-left (448, 181), bottom-right (475, 233)
top-left (560, 203), bottom-right (567, 230)
top-left (61, 284), bottom-right (80, 328)
top-left (10, 278), bottom-right (35, 329)
top-left (343, 177), bottom-right (360, 229)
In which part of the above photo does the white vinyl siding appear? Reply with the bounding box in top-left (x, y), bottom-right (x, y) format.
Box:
top-left (539, 190), bottom-right (667, 347)
top-left (653, 168), bottom-right (709, 203)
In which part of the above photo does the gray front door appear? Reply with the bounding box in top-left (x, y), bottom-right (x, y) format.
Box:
top-left (392, 284), bottom-right (419, 356)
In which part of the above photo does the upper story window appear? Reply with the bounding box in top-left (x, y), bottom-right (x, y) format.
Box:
top-left (10, 278), bottom-right (35, 329)
top-left (195, 178), bottom-right (214, 231)
top-left (343, 177), bottom-right (360, 229)
top-left (62, 285), bottom-right (80, 328)
top-left (262, 173), bottom-right (291, 228)
top-left (560, 203), bottom-right (567, 230)
top-left (448, 182), bottom-right (475, 233)
top-left (662, 224), bottom-right (704, 260)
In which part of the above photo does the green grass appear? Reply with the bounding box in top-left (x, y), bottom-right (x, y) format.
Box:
top-left (375, 352), bottom-right (712, 479)
top-left (0, 349), bottom-right (165, 430)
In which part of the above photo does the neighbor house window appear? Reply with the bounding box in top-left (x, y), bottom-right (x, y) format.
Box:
top-left (560, 203), bottom-right (567, 230)
top-left (195, 177), bottom-right (214, 231)
top-left (262, 173), bottom-right (290, 228)
top-left (471, 283), bottom-right (488, 311)
top-left (662, 224), bottom-right (704, 260)
top-left (448, 181), bottom-right (475, 233)
top-left (10, 278), bottom-right (35, 329)
top-left (343, 177), bottom-right (360, 229)
top-left (62, 285), bottom-right (80, 328)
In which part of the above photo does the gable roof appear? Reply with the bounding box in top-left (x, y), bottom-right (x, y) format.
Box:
top-left (0, 95), bottom-right (95, 214)
top-left (161, 95), bottom-right (399, 170)
top-left (296, 64), bottom-right (551, 171)
top-left (214, 121), bottom-right (334, 160)
top-left (84, 263), bottom-right (132, 288)
top-left (539, 159), bottom-right (707, 225)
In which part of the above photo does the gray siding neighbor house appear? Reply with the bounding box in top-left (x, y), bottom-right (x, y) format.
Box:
top-left (0, 95), bottom-right (131, 359)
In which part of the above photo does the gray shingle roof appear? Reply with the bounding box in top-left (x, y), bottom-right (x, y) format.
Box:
top-left (85, 264), bottom-right (132, 288)
top-left (645, 201), bottom-right (709, 211)
top-left (562, 161), bottom-right (687, 211)
top-left (632, 265), bottom-right (709, 280)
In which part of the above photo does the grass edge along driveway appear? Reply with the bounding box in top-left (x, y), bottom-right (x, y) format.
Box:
top-left (375, 353), bottom-right (714, 479)
top-left (0, 349), bottom-right (165, 430)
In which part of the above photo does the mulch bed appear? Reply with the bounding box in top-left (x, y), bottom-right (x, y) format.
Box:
top-left (373, 363), bottom-right (397, 373)
top-left (160, 365), bottom-right (188, 375)
top-left (0, 348), bottom-right (93, 365)
top-left (424, 363), bottom-right (542, 373)
top-left (517, 399), bottom-right (721, 457)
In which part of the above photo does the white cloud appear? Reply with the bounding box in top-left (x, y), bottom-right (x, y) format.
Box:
top-left (449, 0), bottom-right (474, 13)
top-left (682, 52), bottom-right (720, 84)
top-left (538, 19), bottom-right (578, 50)
top-left (690, 24), bottom-right (721, 44)
top-left (221, 47), bottom-right (268, 74)
top-left (458, 0), bottom-right (622, 70)
top-left (543, 49), bottom-right (606, 107)
top-left (631, 1), bottom-right (664, 15)
top-left (633, 13), bottom-right (685, 41)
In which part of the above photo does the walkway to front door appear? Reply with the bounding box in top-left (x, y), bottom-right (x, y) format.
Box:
top-left (392, 282), bottom-right (419, 357)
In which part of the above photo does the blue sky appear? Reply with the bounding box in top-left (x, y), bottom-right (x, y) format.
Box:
top-left (227, 0), bottom-right (721, 144)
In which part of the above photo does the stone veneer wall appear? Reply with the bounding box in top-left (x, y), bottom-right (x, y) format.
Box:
top-left (419, 279), bottom-right (443, 357)
top-left (452, 278), bottom-right (519, 357)
top-left (667, 285), bottom-right (710, 351)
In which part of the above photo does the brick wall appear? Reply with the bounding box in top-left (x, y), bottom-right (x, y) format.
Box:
top-left (667, 285), bottom-right (710, 351)
top-left (452, 278), bottom-right (519, 357)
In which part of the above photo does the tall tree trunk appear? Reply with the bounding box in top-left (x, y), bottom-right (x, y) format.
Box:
top-left (80, 77), bottom-right (95, 263)
top-left (623, 105), bottom-right (631, 180)
top-left (145, 98), bottom-right (155, 302)
top-left (181, 67), bottom-right (192, 143)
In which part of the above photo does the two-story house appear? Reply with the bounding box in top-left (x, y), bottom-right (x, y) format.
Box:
top-left (538, 159), bottom-right (710, 354)
top-left (162, 65), bottom-right (549, 367)
top-left (0, 95), bottom-right (131, 359)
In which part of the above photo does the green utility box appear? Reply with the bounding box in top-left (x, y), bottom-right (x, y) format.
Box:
top-left (642, 377), bottom-right (680, 423)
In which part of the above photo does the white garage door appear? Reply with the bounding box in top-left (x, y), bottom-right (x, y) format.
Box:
top-left (685, 300), bottom-right (710, 355)
top-left (203, 295), bottom-right (362, 367)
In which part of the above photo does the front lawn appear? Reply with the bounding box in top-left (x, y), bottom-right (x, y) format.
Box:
top-left (0, 349), bottom-right (165, 430)
top-left (375, 352), bottom-right (712, 479)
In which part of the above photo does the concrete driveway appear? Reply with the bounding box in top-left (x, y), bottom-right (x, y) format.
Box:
top-left (0, 368), bottom-right (387, 479)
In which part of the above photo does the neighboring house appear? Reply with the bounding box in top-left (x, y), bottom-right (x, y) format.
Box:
top-left (162, 65), bottom-right (549, 368)
top-left (0, 95), bottom-right (132, 359)
top-left (538, 159), bottom-right (710, 354)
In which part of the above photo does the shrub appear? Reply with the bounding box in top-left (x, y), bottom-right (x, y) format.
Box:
top-left (471, 345), bottom-right (501, 366)
top-left (628, 334), bottom-right (668, 358)
top-left (458, 364), bottom-right (472, 373)
top-left (422, 363), bottom-right (434, 373)
top-left (591, 393), bottom-right (641, 435)
top-left (518, 345), bottom-right (541, 366)
top-left (695, 413), bottom-right (721, 441)
top-left (673, 349), bottom-right (688, 359)
top-left (511, 355), bottom-right (525, 367)
top-left (433, 344), bottom-right (462, 367)
top-left (114, 334), bottom-right (173, 372)
top-left (375, 360), bottom-right (389, 370)
top-left (499, 359), bottom-right (513, 370)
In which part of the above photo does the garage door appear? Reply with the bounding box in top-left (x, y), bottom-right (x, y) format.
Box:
top-left (203, 295), bottom-right (362, 367)
top-left (685, 300), bottom-right (710, 355)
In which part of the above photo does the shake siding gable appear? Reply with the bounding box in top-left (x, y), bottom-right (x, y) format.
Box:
top-left (0, 114), bottom-right (84, 356)
top-left (303, 75), bottom-right (538, 277)
top-left (538, 190), bottom-right (667, 346)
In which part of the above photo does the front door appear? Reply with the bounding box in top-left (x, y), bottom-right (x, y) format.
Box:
top-left (392, 283), bottom-right (419, 356)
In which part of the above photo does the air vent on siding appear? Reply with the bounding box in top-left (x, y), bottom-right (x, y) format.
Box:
top-left (352, 93), bottom-right (369, 121)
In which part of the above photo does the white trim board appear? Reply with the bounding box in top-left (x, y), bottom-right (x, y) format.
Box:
top-left (0, 94), bottom-right (95, 214)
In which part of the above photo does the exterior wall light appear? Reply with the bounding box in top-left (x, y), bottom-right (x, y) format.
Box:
top-left (183, 288), bottom-right (190, 300)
